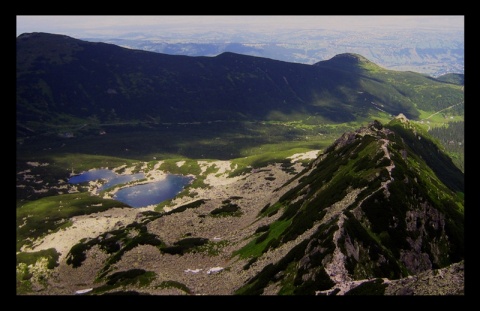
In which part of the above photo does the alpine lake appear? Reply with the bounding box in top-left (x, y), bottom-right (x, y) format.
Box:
top-left (68, 168), bottom-right (193, 208)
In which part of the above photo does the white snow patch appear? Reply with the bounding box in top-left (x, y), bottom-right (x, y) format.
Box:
top-left (75, 288), bottom-right (93, 295)
top-left (206, 267), bottom-right (224, 275)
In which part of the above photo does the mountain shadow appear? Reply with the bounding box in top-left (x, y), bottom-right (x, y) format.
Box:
top-left (17, 33), bottom-right (463, 136)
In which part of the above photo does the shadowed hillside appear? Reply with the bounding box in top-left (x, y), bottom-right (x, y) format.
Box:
top-left (17, 33), bottom-right (464, 134)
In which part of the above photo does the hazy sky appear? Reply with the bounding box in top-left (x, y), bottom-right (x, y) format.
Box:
top-left (16, 15), bottom-right (464, 38)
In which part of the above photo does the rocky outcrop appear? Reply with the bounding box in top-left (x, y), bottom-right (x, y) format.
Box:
top-left (384, 260), bottom-right (464, 295)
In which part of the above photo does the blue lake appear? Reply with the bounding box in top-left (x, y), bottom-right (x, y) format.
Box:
top-left (68, 169), bottom-right (193, 207)
top-left (68, 169), bottom-right (145, 191)
top-left (113, 174), bottom-right (193, 208)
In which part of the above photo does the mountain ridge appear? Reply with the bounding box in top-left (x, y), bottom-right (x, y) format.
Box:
top-left (314, 52), bottom-right (382, 72)
top-left (233, 116), bottom-right (463, 295)
top-left (17, 32), bottom-right (464, 136)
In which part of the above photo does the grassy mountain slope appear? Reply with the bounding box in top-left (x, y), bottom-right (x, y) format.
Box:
top-left (16, 33), bottom-right (464, 173)
top-left (17, 33), bottom-right (464, 136)
top-left (234, 116), bottom-right (463, 295)
top-left (435, 73), bottom-right (464, 85)
top-left (315, 53), bottom-right (464, 118)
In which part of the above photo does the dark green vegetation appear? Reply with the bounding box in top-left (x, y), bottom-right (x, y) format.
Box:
top-left (435, 73), bottom-right (464, 85)
top-left (233, 118), bottom-right (463, 295)
top-left (160, 236), bottom-right (229, 256)
top-left (154, 281), bottom-right (192, 295)
top-left (210, 199), bottom-right (242, 217)
top-left (91, 269), bottom-right (157, 294)
top-left (385, 118), bottom-right (464, 193)
top-left (344, 279), bottom-right (387, 295)
top-left (17, 33), bottom-right (462, 166)
top-left (341, 211), bottom-right (406, 279)
top-left (428, 121), bottom-right (464, 172)
top-left (235, 221), bottom-right (337, 295)
top-left (160, 199), bottom-right (207, 214)
top-left (160, 237), bottom-right (209, 255)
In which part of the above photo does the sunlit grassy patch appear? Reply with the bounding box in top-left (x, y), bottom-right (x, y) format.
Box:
top-left (16, 193), bottom-right (130, 251)
top-left (233, 219), bottom-right (292, 259)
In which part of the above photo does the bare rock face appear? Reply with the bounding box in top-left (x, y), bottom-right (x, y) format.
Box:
top-left (384, 260), bottom-right (464, 295)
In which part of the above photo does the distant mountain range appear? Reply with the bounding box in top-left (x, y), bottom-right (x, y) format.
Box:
top-left (80, 26), bottom-right (464, 78)
top-left (17, 32), bottom-right (464, 138)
